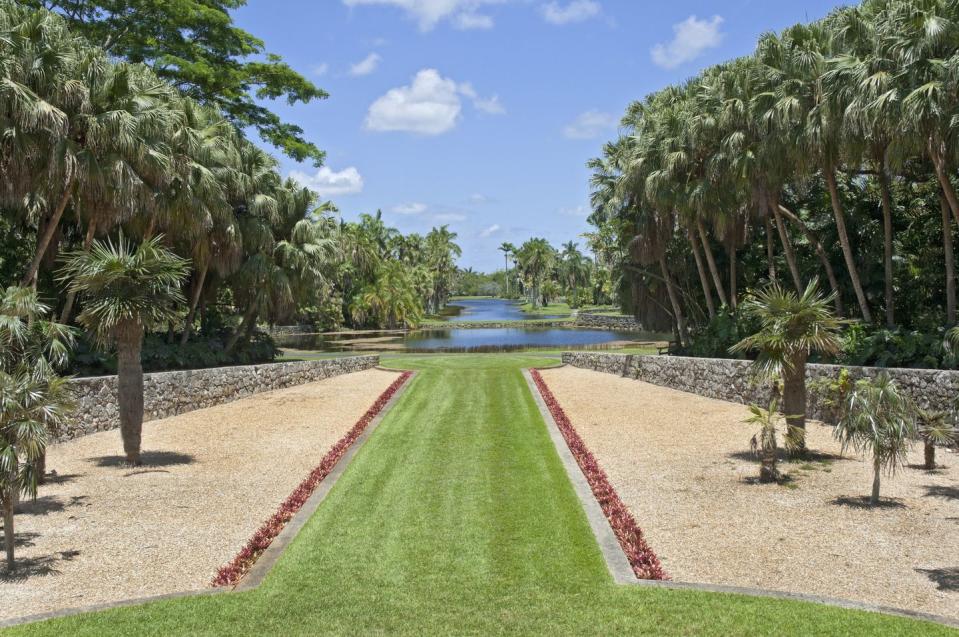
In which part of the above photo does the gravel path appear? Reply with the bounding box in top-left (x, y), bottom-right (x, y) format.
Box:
top-left (538, 366), bottom-right (959, 620)
top-left (1, 368), bottom-right (400, 622)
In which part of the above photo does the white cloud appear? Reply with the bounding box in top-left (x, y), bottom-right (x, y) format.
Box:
top-left (651, 15), bottom-right (724, 70)
top-left (541, 0), bottom-right (600, 25)
top-left (366, 69), bottom-right (503, 135)
top-left (392, 202), bottom-right (428, 215)
top-left (454, 12), bottom-right (494, 29)
top-left (312, 62), bottom-right (329, 76)
top-left (559, 204), bottom-right (590, 217)
top-left (459, 82), bottom-right (506, 115)
top-left (342, 0), bottom-right (504, 31)
top-left (479, 223), bottom-right (501, 238)
top-left (562, 110), bottom-right (617, 139)
top-left (289, 166), bottom-right (364, 198)
top-left (350, 52), bottom-right (382, 76)
top-left (468, 193), bottom-right (491, 204)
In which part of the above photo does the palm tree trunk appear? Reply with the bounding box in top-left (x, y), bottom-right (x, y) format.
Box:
top-left (226, 304), bottom-right (257, 353)
top-left (180, 262), bottom-right (208, 345)
top-left (764, 208), bottom-right (777, 283)
top-left (59, 220), bottom-right (98, 324)
top-left (21, 178), bottom-right (73, 287)
top-left (930, 139), bottom-right (959, 226)
top-left (688, 233), bottom-right (716, 319)
top-left (877, 165), bottom-right (896, 328)
top-left (777, 204), bottom-right (844, 316)
top-left (782, 356), bottom-right (807, 453)
top-left (696, 218), bottom-right (727, 306)
top-left (924, 440), bottom-right (936, 470)
top-left (942, 193), bottom-right (957, 325)
top-left (3, 492), bottom-right (15, 571)
top-left (727, 232), bottom-right (737, 310)
top-left (870, 458), bottom-right (881, 506)
top-left (768, 194), bottom-right (803, 294)
top-left (116, 320), bottom-right (144, 466)
top-left (658, 254), bottom-right (687, 347)
top-left (825, 169), bottom-right (872, 323)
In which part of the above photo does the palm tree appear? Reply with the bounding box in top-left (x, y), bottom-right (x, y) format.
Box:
top-left (59, 234), bottom-right (189, 465)
top-left (835, 373), bottom-right (915, 506)
top-left (731, 280), bottom-right (844, 452)
top-left (916, 409), bottom-right (958, 470)
top-left (498, 242), bottom-right (515, 297)
top-left (0, 286), bottom-right (74, 570)
top-left (745, 400), bottom-right (785, 482)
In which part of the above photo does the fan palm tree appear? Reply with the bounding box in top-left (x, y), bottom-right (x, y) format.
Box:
top-left (745, 400), bottom-right (786, 482)
top-left (0, 286), bottom-right (74, 570)
top-left (731, 280), bottom-right (844, 452)
top-left (835, 373), bottom-right (915, 506)
top-left (916, 409), bottom-right (958, 470)
top-left (59, 234), bottom-right (189, 465)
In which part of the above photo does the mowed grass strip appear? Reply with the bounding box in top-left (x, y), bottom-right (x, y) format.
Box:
top-left (5, 354), bottom-right (954, 636)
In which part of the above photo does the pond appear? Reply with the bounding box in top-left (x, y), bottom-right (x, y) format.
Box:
top-left (442, 298), bottom-right (566, 322)
top-left (276, 327), bottom-right (657, 353)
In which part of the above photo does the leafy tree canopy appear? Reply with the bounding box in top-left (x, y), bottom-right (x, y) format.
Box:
top-left (26, 0), bottom-right (327, 164)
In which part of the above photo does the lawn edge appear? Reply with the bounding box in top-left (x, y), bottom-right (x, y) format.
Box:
top-left (525, 368), bottom-right (667, 581)
top-left (528, 366), bottom-right (959, 631)
top-left (216, 370), bottom-right (415, 587)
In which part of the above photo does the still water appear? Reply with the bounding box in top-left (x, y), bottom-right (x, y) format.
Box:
top-left (443, 298), bottom-right (566, 322)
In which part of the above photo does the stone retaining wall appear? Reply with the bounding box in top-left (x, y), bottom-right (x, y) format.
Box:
top-left (561, 352), bottom-right (959, 419)
top-left (419, 320), bottom-right (572, 330)
top-left (573, 312), bottom-right (650, 332)
top-left (63, 356), bottom-right (379, 442)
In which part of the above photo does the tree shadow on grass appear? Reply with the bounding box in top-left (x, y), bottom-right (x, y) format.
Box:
top-left (88, 451), bottom-right (195, 468)
top-left (830, 495), bottom-right (906, 509)
top-left (922, 485), bottom-right (959, 501)
top-left (14, 495), bottom-right (89, 516)
top-left (915, 567), bottom-right (959, 592)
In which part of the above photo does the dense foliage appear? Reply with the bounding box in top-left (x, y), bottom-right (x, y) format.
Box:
top-left (23, 0), bottom-right (327, 164)
top-left (496, 239), bottom-right (606, 309)
top-left (0, 3), bottom-right (462, 371)
top-left (588, 0), bottom-right (959, 368)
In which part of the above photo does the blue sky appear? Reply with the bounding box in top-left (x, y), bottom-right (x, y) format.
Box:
top-left (233, 0), bottom-right (846, 272)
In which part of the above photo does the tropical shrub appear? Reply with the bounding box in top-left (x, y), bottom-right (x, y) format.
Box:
top-left (745, 400), bottom-right (786, 482)
top-left (916, 410), bottom-right (958, 470)
top-left (835, 374), bottom-right (915, 506)
top-left (807, 367), bottom-right (855, 425)
top-left (0, 287), bottom-right (74, 570)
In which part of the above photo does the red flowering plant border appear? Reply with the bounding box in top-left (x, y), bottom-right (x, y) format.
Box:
top-left (530, 369), bottom-right (667, 581)
top-left (211, 371), bottom-right (414, 588)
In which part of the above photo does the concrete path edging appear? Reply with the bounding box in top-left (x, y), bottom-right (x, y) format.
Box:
top-left (523, 367), bottom-right (959, 631)
top-left (0, 371), bottom-right (416, 630)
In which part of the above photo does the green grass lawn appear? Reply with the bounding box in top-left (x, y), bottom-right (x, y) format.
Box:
top-left (6, 354), bottom-right (952, 636)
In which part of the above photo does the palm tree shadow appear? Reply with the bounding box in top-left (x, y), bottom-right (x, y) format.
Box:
top-left (922, 485), bottom-right (959, 501)
top-left (0, 550), bottom-right (80, 582)
top-left (727, 449), bottom-right (846, 463)
top-left (830, 495), bottom-right (906, 509)
top-left (915, 567), bottom-right (959, 592)
top-left (88, 451), bottom-right (195, 468)
top-left (43, 472), bottom-right (84, 486)
top-left (14, 495), bottom-right (89, 516)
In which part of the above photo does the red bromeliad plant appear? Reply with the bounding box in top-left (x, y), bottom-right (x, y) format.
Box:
top-left (212, 371), bottom-right (413, 587)
top-left (530, 369), bottom-right (667, 581)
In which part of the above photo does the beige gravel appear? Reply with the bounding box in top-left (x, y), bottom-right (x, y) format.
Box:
top-left (1, 368), bottom-right (399, 622)
top-left (538, 366), bottom-right (959, 620)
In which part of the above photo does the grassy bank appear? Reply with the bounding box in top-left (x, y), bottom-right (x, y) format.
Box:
top-left (6, 354), bottom-right (951, 636)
